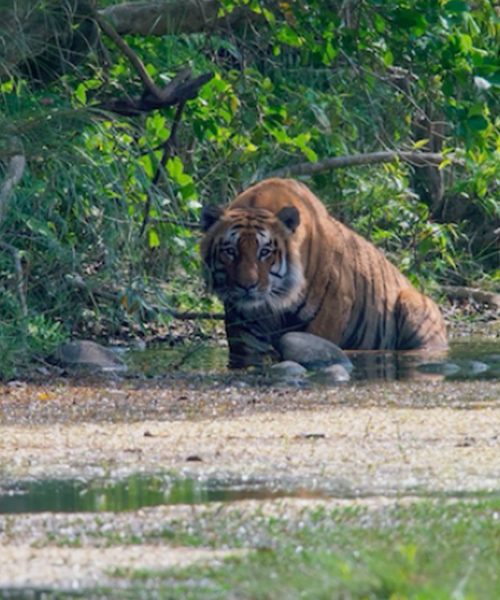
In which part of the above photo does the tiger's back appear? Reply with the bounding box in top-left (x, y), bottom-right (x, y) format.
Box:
top-left (201, 178), bottom-right (447, 367)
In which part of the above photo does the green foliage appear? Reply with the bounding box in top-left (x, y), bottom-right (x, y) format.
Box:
top-left (102, 498), bottom-right (500, 599)
top-left (2, 0), bottom-right (500, 375)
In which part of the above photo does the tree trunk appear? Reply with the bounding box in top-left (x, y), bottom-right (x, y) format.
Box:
top-left (99, 0), bottom-right (263, 36)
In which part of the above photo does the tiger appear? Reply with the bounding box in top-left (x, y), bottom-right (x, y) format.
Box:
top-left (200, 177), bottom-right (448, 368)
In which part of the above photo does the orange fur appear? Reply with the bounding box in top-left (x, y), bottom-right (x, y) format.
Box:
top-left (201, 178), bottom-right (447, 367)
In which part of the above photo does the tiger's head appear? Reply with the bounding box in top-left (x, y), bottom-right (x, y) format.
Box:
top-left (200, 204), bottom-right (305, 316)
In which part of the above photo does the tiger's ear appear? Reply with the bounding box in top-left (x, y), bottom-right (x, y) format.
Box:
top-left (200, 205), bottom-right (224, 232)
top-left (277, 206), bottom-right (300, 233)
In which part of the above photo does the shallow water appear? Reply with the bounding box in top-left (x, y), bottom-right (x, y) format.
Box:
top-left (0, 475), bottom-right (315, 514)
top-left (4, 337), bottom-right (500, 516)
top-left (128, 337), bottom-right (500, 382)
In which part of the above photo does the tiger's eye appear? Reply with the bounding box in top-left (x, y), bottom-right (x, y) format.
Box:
top-left (223, 247), bottom-right (236, 258)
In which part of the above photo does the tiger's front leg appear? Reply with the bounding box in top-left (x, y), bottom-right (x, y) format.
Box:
top-left (395, 288), bottom-right (448, 350)
top-left (225, 316), bottom-right (279, 368)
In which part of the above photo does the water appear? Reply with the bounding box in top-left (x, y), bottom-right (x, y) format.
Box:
top-left (128, 338), bottom-right (500, 382)
top-left (0, 475), bottom-right (309, 514)
top-left (128, 342), bottom-right (228, 377)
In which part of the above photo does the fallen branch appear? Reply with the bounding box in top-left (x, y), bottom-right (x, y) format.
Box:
top-left (443, 285), bottom-right (500, 309)
top-left (266, 151), bottom-right (461, 179)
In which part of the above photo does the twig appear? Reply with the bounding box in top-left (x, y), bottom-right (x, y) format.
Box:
top-left (150, 217), bottom-right (201, 230)
top-left (266, 151), bottom-right (461, 179)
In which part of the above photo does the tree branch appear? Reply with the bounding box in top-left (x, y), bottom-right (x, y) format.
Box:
top-left (443, 285), bottom-right (500, 308)
top-left (95, 11), bottom-right (213, 115)
top-left (266, 151), bottom-right (461, 179)
top-left (95, 11), bottom-right (165, 100)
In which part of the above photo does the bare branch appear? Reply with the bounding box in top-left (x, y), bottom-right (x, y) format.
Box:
top-left (93, 17), bottom-right (214, 119)
top-left (95, 11), bottom-right (165, 100)
top-left (266, 151), bottom-right (461, 179)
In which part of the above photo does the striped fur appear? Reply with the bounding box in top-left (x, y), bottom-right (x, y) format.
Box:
top-left (200, 178), bottom-right (448, 368)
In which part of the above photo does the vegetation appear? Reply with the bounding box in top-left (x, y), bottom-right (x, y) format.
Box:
top-left (69, 497), bottom-right (500, 599)
top-left (2, 0), bottom-right (500, 377)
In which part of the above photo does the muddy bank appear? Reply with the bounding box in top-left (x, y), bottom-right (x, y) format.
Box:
top-left (1, 378), bottom-right (500, 492)
top-left (2, 374), bottom-right (500, 592)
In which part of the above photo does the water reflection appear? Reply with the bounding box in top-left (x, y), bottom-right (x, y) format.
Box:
top-left (128, 338), bottom-right (500, 382)
top-left (348, 340), bottom-right (500, 381)
top-left (0, 475), bottom-right (299, 514)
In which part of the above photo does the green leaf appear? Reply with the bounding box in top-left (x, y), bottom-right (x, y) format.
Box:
top-left (148, 229), bottom-right (160, 248)
top-left (445, 0), bottom-right (470, 13)
top-left (467, 115), bottom-right (489, 131)
top-left (383, 50), bottom-right (394, 67)
top-left (413, 139), bottom-right (430, 150)
top-left (74, 84), bottom-right (86, 105)
top-left (276, 24), bottom-right (303, 47)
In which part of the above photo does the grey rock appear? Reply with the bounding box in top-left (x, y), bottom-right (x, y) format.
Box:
top-left (270, 360), bottom-right (308, 377)
top-left (48, 340), bottom-right (127, 373)
top-left (458, 360), bottom-right (489, 375)
top-left (279, 332), bottom-right (353, 371)
top-left (310, 364), bottom-right (351, 383)
top-left (416, 361), bottom-right (460, 376)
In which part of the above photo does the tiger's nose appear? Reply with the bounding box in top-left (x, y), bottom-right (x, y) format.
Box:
top-left (235, 265), bottom-right (259, 291)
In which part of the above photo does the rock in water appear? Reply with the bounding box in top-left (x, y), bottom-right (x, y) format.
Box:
top-left (310, 364), bottom-right (351, 383)
top-left (270, 360), bottom-right (308, 378)
top-left (279, 332), bottom-right (353, 371)
top-left (48, 340), bottom-right (127, 374)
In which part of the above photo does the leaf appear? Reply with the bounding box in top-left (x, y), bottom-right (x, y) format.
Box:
top-left (383, 50), bottom-right (394, 67)
top-left (74, 84), bottom-right (86, 105)
top-left (467, 114), bottom-right (489, 131)
top-left (276, 24), bottom-right (303, 47)
top-left (445, 0), bottom-right (470, 13)
top-left (148, 229), bottom-right (160, 248)
top-left (413, 139), bottom-right (430, 150)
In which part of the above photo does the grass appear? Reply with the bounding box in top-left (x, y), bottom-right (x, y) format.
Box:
top-left (79, 497), bottom-right (500, 600)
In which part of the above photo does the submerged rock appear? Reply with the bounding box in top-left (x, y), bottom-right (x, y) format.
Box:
top-left (48, 340), bottom-right (127, 374)
top-left (416, 361), bottom-right (460, 376)
top-left (310, 363), bottom-right (351, 383)
top-left (269, 360), bottom-right (307, 384)
top-left (270, 360), bottom-right (308, 378)
top-left (279, 332), bottom-right (353, 371)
